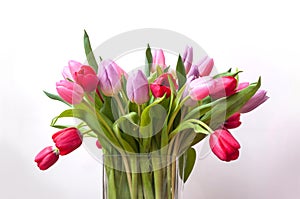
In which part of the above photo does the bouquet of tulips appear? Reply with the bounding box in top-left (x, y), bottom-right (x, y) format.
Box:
top-left (34, 31), bottom-right (268, 199)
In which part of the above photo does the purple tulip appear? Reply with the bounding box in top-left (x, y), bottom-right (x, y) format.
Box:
top-left (239, 90), bottom-right (269, 113)
top-left (198, 56), bottom-right (214, 77)
top-left (56, 80), bottom-right (84, 104)
top-left (126, 70), bottom-right (149, 104)
top-left (151, 49), bottom-right (166, 72)
top-left (98, 59), bottom-right (126, 96)
top-left (182, 46), bottom-right (193, 73)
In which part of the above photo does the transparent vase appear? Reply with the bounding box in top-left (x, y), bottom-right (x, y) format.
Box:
top-left (101, 154), bottom-right (186, 199)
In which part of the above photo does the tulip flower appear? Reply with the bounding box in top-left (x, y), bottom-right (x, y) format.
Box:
top-left (198, 56), bottom-right (214, 77)
top-left (52, 127), bottom-right (82, 155)
top-left (150, 73), bottom-right (178, 98)
top-left (98, 59), bottom-right (126, 96)
top-left (209, 129), bottom-right (241, 162)
top-left (224, 113), bottom-right (241, 129)
top-left (62, 60), bottom-right (82, 80)
top-left (74, 65), bottom-right (99, 92)
top-left (126, 70), bottom-right (149, 104)
top-left (34, 146), bottom-right (59, 170)
top-left (239, 90), bottom-right (269, 113)
top-left (56, 80), bottom-right (84, 104)
top-left (210, 76), bottom-right (237, 99)
top-left (236, 82), bottom-right (249, 92)
top-left (182, 46), bottom-right (193, 73)
top-left (96, 140), bottom-right (102, 149)
top-left (189, 76), bottom-right (214, 101)
top-left (151, 49), bottom-right (166, 72)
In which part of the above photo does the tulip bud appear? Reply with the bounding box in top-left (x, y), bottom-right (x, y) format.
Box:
top-left (224, 113), bottom-right (241, 129)
top-left (62, 60), bottom-right (82, 80)
top-left (210, 76), bottom-right (237, 99)
top-left (151, 49), bottom-right (166, 72)
top-left (52, 127), bottom-right (82, 155)
top-left (209, 129), bottom-right (240, 162)
top-left (98, 59), bottom-right (126, 96)
top-left (34, 146), bottom-right (59, 170)
top-left (96, 140), bottom-right (102, 149)
top-left (182, 46), bottom-right (193, 73)
top-left (197, 56), bottom-right (214, 77)
top-left (236, 82), bottom-right (249, 92)
top-left (239, 90), bottom-right (269, 113)
top-left (74, 65), bottom-right (99, 92)
top-left (126, 70), bottom-right (149, 104)
top-left (150, 73), bottom-right (178, 98)
top-left (56, 80), bottom-right (84, 104)
top-left (189, 76), bottom-right (214, 101)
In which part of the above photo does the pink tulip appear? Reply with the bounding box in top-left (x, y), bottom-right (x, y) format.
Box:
top-left (98, 59), bottom-right (126, 96)
top-left (189, 76), bottom-right (214, 101)
top-left (34, 146), bottom-right (59, 170)
top-left (182, 46), bottom-right (193, 73)
top-left (150, 73), bottom-right (178, 98)
top-left (239, 90), bottom-right (269, 113)
top-left (56, 80), bottom-right (84, 104)
top-left (62, 60), bottom-right (82, 80)
top-left (151, 49), bottom-right (166, 72)
top-left (52, 127), bottom-right (82, 155)
top-left (236, 82), bottom-right (249, 91)
top-left (126, 70), bottom-right (149, 104)
top-left (209, 129), bottom-right (241, 162)
top-left (224, 113), bottom-right (241, 129)
top-left (198, 56), bottom-right (214, 77)
top-left (74, 65), bottom-right (99, 92)
top-left (210, 76), bottom-right (237, 99)
top-left (96, 140), bottom-right (102, 149)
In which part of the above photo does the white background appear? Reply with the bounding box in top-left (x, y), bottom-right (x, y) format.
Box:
top-left (1, 0), bottom-right (299, 198)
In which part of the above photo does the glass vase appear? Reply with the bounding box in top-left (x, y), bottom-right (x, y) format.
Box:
top-left (101, 154), bottom-right (186, 199)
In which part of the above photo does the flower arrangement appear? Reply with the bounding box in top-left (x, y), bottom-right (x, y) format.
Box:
top-left (35, 31), bottom-right (268, 199)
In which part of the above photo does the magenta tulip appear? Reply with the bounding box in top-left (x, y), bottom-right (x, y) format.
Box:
top-left (96, 140), bottom-right (102, 149)
top-left (74, 65), bottom-right (99, 92)
top-left (224, 113), bottom-right (241, 129)
top-left (34, 146), bottom-right (59, 170)
top-left (56, 80), bottom-right (84, 104)
top-left (182, 46), bottom-right (193, 73)
top-left (210, 76), bottom-right (237, 99)
top-left (150, 73), bottom-right (178, 98)
top-left (239, 90), bottom-right (269, 113)
top-left (98, 59), bottom-right (126, 96)
top-left (189, 76), bottom-right (214, 101)
top-left (151, 49), bottom-right (166, 72)
top-left (126, 70), bottom-right (149, 104)
top-left (52, 127), bottom-right (82, 155)
top-left (209, 129), bottom-right (241, 162)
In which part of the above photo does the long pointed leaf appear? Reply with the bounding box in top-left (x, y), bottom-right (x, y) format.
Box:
top-left (84, 30), bottom-right (98, 72)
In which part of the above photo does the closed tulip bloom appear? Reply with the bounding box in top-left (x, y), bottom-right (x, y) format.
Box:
top-left (98, 59), bottom-right (126, 96)
top-left (126, 70), bottom-right (149, 104)
top-left (150, 73), bottom-right (178, 98)
top-left (198, 56), bottom-right (214, 77)
top-left (152, 49), bottom-right (166, 72)
top-left (74, 65), bottom-right (99, 92)
top-left (189, 76), bottom-right (214, 101)
top-left (56, 80), bottom-right (84, 104)
top-left (236, 82), bottom-right (249, 92)
top-left (62, 60), bottom-right (82, 80)
top-left (96, 140), bottom-right (102, 149)
top-left (52, 127), bottom-right (82, 155)
top-left (182, 46), bottom-right (193, 73)
top-left (239, 90), bottom-right (269, 113)
top-left (224, 113), bottom-right (241, 129)
top-left (34, 146), bottom-right (59, 170)
top-left (210, 76), bottom-right (237, 99)
top-left (209, 129), bottom-right (241, 162)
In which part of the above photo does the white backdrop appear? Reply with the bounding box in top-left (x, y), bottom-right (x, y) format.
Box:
top-left (1, 0), bottom-right (299, 198)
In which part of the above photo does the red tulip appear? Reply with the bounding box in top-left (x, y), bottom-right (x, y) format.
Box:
top-left (52, 127), bottom-right (82, 155)
top-left (150, 73), bottom-right (178, 98)
top-left (210, 76), bottom-right (237, 99)
top-left (34, 146), bottom-right (59, 170)
top-left (209, 129), bottom-right (241, 162)
top-left (56, 80), bottom-right (84, 104)
top-left (224, 113), bottom-right (241, 129)
top-left (96, 140), bottom-right (102, 149)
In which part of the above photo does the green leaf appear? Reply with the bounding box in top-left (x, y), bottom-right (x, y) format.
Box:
top-left (145, 44), bottom-right (152, 77)
top-left (202, 77), bottom-right (261, 129)
top-left (179, 147), bottom-right (196, 183)
top-left (43, 91), bottom-right (70, 106)
top-left (213, 70), bottom-right (242, 79)
top-left (176, 55), bottom-right (186, 89)
top-left (84, 30), bottom-right (98, 72)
